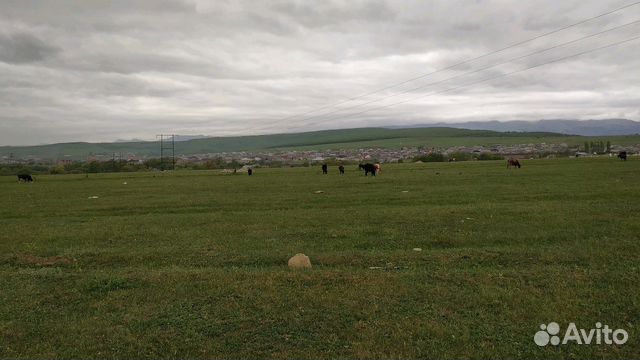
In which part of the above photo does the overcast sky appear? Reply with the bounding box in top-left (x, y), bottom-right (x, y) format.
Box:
top-left (1, 0), bottom-right (639, 145)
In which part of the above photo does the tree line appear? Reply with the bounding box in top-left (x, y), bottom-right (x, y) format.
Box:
top-left (583, 140), bottom-right (611, 154)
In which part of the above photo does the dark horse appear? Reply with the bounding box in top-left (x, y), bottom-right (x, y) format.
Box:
top-left (359, 163), bottom-right (377, 176)
top-left (618, 151), bottom-right (627, 161)
top-left (507, 158), bottom-right (521, 169)
top-left (338, 165), bottom-right (345, 175)
top-left (17, 174), bottom-right (34, 182)
top-left (321, 163), bottom-right (328, 174)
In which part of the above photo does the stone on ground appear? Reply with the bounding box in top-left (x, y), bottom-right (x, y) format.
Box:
top-left (288, 253), bottom-right (312, 270)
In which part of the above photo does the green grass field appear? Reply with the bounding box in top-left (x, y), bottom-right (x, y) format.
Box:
top-left (1, 158), bottom-right (639, 359)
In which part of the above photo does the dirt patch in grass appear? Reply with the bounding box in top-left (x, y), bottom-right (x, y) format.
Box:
top-left (15, 254), bottom-right (75, 266)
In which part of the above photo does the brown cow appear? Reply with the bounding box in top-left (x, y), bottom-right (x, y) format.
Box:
top-left (507, 158), bottom-right (521, 169)
top-left (359, 163), bottom-right (376, 176)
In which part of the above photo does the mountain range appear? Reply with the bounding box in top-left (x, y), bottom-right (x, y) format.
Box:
top-left (389, 119), bottom-right (640, 136)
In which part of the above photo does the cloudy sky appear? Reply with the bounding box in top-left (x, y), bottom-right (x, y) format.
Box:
top-left (1, 0), bottom-right (639, 145)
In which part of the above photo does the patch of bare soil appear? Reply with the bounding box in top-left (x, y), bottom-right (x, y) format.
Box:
top-left (16, 255), bottom-right (75, 266)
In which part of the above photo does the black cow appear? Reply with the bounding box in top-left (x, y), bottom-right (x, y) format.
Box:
top-left (338, 165), bottom-right (345, 175)
top-left (618, 151), bottom-right (627, 161)
top-left (247, 168), bottom-right (253, 176)
top-left (359, 163), bottom-right (376, 176)
top-left (17, 174), bottom-right (34, 182)
top-left (321, 164), bottom-right (328, 174)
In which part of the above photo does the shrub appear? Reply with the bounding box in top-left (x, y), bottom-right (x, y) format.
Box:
top-left (475, 153), bottom-right (504, 161)
top-left (413, 153), bottom-right (445, 162)
top-left (446, 152), bottom-right (474, 161)
top-left (50, 165), bottom-right (65, 174)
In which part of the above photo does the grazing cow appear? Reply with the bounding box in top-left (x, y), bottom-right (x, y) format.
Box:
top-left (359, 163), bottom-right (377, 176)
top-left (17, 174), bottom-right (34, 182)
top-left (321, 163), bottom-right (328, 174)
top-left (338, 165), bottom-right (345, 175)
top-left (618, 151), bottom-right (628, 161)
top-left (507, 158), bottom-right (521, 169)
top-left (247, 168), bottom-right (253, 176)
top-left (374, 163), bottom-right (381, 174)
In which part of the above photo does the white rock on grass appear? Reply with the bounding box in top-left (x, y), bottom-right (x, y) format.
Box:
top-left (288, 253), bottom-right (312, 270)
top-left (413, 248), bottom-right (422, 252)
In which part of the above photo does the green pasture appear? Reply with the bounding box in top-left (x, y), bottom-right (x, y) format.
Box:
top-left (0, 158), bottom-right (638, 359)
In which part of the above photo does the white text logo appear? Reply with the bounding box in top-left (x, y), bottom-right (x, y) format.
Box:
top-left (534, 322), bottom-right (628, 346)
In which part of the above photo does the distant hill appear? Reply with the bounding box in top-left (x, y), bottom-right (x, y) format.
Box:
top-left (392, 119), bottom-right (640, 136)
top-left (0, 127), bottom-right (569, 160)
top-left (1, 125), bottom-right (638, 161)
top-left (115, 135), bottom-right (209, 142)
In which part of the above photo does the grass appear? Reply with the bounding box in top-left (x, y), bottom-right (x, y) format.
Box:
top-left (0, 157), bottom-right (639, 359)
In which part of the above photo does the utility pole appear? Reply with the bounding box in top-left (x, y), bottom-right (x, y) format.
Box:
top-left (156, 134), bottom-right (176, 170)
top-left (160, 136), bottom-right (164, 170)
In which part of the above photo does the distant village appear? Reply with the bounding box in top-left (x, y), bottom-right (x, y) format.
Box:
top-left (176, 143), bottom-right (577, 165)
top-left (2, 142), bottom-right (639, 168)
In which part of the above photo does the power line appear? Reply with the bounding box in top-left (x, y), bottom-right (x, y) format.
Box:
top-left (254, 19), bottom-right (640, 131)
top-left (261, 1), bottom-right (640, 127)
top-left (291, 34), bottom-right (640, 132)
top-left (255, 20), bottom-right (640, 129)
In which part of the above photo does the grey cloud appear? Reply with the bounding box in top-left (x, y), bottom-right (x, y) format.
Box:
top-left (0, 0), bottom-right (196, 25)
top-left (272, 0), bottom-right (396, 29)
top-left (0, 32), bottom-right (59, 64)
top-left (0, 0), bottom-right (638, 145)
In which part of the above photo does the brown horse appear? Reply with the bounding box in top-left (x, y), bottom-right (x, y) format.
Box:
top-left (507, 158), bottom-right (521, 169)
